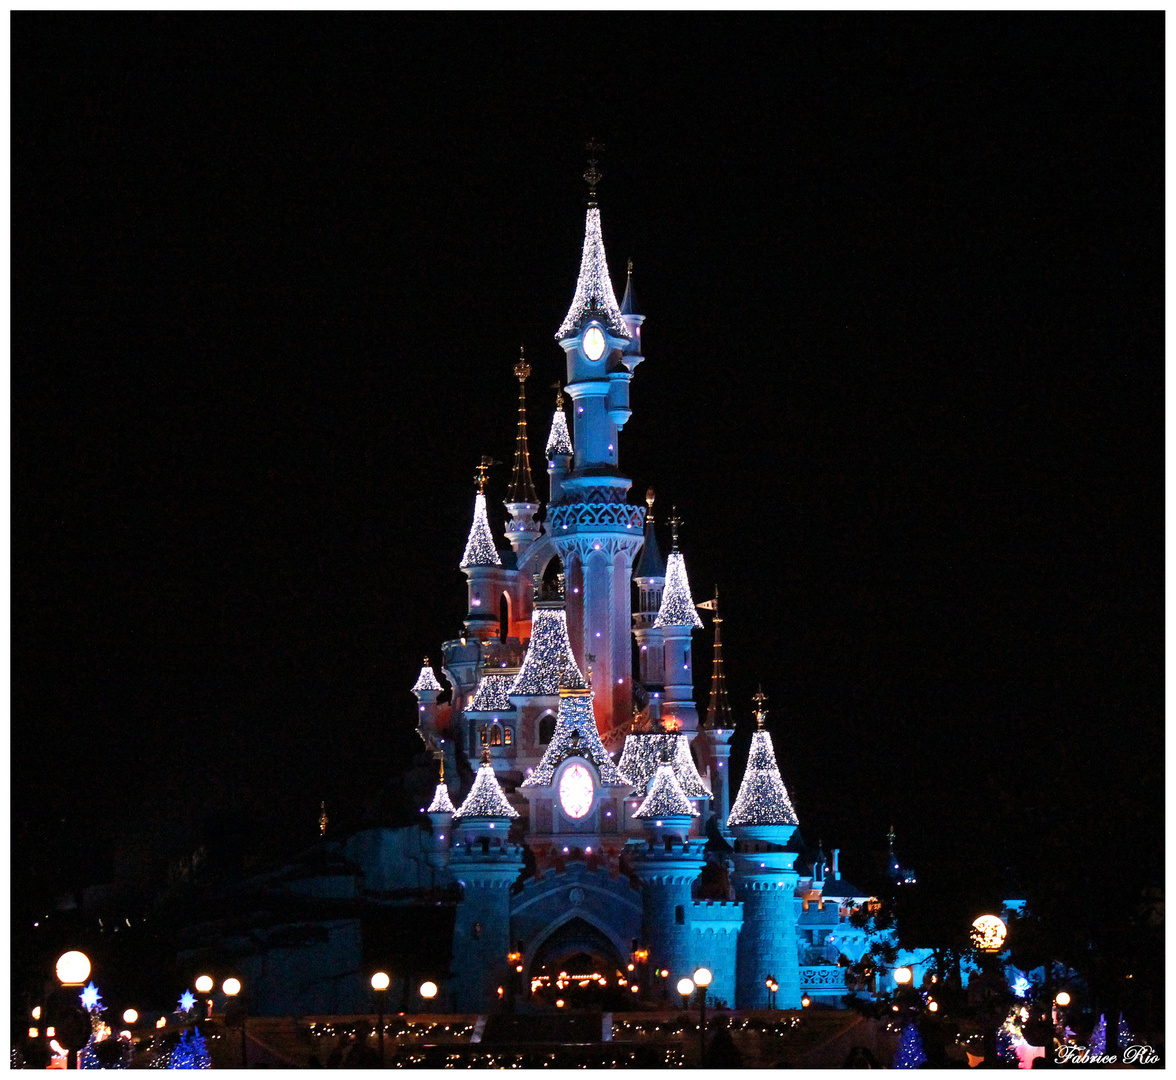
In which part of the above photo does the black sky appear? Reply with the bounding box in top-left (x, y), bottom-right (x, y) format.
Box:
top-left (13, 13), bottom-right (1162, 916)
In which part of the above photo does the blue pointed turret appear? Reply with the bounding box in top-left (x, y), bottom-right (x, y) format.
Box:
top-left (620, 258), bottom-right (640, 316)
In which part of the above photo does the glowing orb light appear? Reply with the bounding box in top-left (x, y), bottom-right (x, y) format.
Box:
top-left (122, 1009), bottom-right (138, 1025)
top-left (894, 967), bottom-right (913, 985)
top-left (194, 975), bottom-right (214, 994)
top-left (370, 972), bottom-right (390, 992)
top-left (676, 977), bottom-right (695, 998)
top-left (419, 981), bottom-right (438, 1000)
top-left (970, 915), bottom-right (1008, 953)
top-left (222, 978), bottom-right (241, 997)
top-left (1055, 991), bottom-right (1071, 1007)
top-left (55, 951), bottom-right (91, 986)
top-left (693, 968), bottom-right (712, 988)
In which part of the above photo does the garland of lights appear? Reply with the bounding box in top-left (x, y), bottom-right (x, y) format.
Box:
top-left (546, 405), bottom-right (573, 458)
top-left (522, 690), bottom-right (630, 788)
top-left (427, 781), bottom-right (457, 814)
top-left (556, 208), bottom-right (630, 341)
top-left (412, 662), bottom-right (443, 693)
top-left (509, 608), bottom-right (582, 696)
top-left (634, 761), bottom-right (698, 819)
top-left (460, 492), bottom-right (501, 568)
top-left (454, 760), bottom-right (518, 819)
top-left (727, 729), bottom-right (799, 827)
top-left (466, 673), bottom-right (515, 712)
top-left (616, 733), bottom-right (711, 798)
top-left (654, 552), bottom-right (703, 628)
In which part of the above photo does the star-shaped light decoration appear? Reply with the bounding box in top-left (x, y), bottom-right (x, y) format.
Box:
top-left (79, 982), bottom-right (102, 1012)
top-left (178, 990), bottom-right (197, 1014)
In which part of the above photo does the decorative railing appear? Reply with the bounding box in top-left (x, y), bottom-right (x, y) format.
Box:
top-left (799, 965), bottom-right (848, 991)
top-left (547, 502), bottom-right (645, 532)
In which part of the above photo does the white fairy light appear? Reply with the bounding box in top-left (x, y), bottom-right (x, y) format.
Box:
top-left (634, 762), bottom-right (697, 819)
top-left (556, 208), bottom-right (630, 341)
top-left (509, 608), bottom-right (582, 696)
top-left (727, 729), bottom-right (799, 827)
top-left (427, 782), bottom-right (457, 815)
top-left (546, 404), bottom-right (573, 458)
top-left (412, 661), bottom-right (443, 693)
top-left (522, 689), bottom-right (630, 788)
top-left (460, 492), bottom-right (501, 568)
top-left (467, 674), bottom-right (515, 712)
top-left (454, 759), bottom-right (518, 819)
top-left (616, 733), bottom-right (711, 798)
top-left (654, 552), bottom-right (703, 628)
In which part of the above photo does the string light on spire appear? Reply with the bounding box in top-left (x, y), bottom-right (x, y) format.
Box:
top-left (466, 673), bottom-right (515, 712)
top-left (522, 686), bottom-right (630, 788)
top-left (461, 462), bottom-right (502, 567)
top-left (509, 607), bottom-right (582, 696)
top-left (634, 759), bottom-right (698, 819)
top-left (727, 690), bottom-right (799, 827)
top-left (616, 732), bottom-right (711, 798)
top-left (412, 658), bottom-right (444, 693)
top-left (654, 537), bottom-right (704, 629)
top-left (546, 387), bottom-right (573, 458)
top-left (454, 744), bottom-right (519, 819)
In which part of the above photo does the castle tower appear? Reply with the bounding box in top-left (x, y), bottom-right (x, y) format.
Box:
top-left (545, 387), bottom-right (574, 506)
top-left (696, 588), bottom-right (737, 833)
top-left (449, 746), bottom-right (523, 1012)
top-left (654, 514), bottom-right (703, 733)
top-left (632, 489), bottom-right (666, 688)
top-left (504, 350), bottom-right (541, 557)
top-left (550, 155), bottom-right (645, 734)
top-left (460, 458), bottom-right (510, 642)
top-left (425, 753), bottom-right (456, 873)
top-left (728, 690), bottom-right (803, 1009)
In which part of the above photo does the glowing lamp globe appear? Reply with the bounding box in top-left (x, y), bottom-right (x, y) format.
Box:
top-left (801, 994), bottom-right (811, 1008)
top-left (222, 978), bottom-right (241, 997)
top-left (370, 972), bottom-right (390, 992)
top-left (894, 967), bottom-right (913, 985)
top-left (693, 967), bottom-right (712, 988)
top-left (1055, 991), bottom-right (1071, 1007)
top-left (928, 1000), bottom-right (939, 1012)
top-left (194, 975), bottom-right (214, 994)
top-left (970, 915), bottom-right (1008, 953)
top-left (56, 951), bottom-right (91, 986)
top-left (122, 1009), bottom-right (138, 1025)
top-left (419, 981), bottom-right (438, 1000)
top-left (676, 977), bottom-right (695, 998)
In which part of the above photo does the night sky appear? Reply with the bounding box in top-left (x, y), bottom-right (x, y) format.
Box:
top-left (13, 14), bottom-right (1162, 925)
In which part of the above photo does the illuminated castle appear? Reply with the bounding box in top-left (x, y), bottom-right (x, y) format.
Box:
top-left (385, 177), bottom-right (878, 1014)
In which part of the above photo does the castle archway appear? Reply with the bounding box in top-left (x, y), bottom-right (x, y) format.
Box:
top-left (526, 916), bottom-right (631, 1010)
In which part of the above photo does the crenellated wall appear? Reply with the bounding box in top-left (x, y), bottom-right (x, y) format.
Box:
top-left (690, 900), bottom-right (743, 1006)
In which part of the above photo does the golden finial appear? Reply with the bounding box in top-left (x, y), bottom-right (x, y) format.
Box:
top-left (514, 345), bottom-right (531, 383)
top-left (712, 585), bottom-right (722, 624)
top-left (627, 257), bottom-right (633, 277)
top-left (584, 138), bottom-right (604, 202)
top-left (669, 507), bottom-right (683, 552)
top-left (552, 380), bottom-right (564, 409)
top-left (645, 487), bottom-right (656, 520)
top-left (434, 747), bottom-right (445, 782)
top-left (318, 800), bottom-right (328, 837)
top-left (752, 685), bottom-right (769, 730)
top-left (474, 455), bottom-right (497, 494)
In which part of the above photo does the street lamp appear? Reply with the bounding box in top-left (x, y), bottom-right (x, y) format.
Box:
top-left (676, 977), bottom-right (695, 1010)
top-left (223, 978), bottom-right (245, 1068)
top-left (894, 967), bottom-right (913, 986)
top-left (52, 951), bottom-right (93, 1070)
top-left (1054, 991), bottom-right (1071, 1007)
top-left (693, 968), bottom-right (712, 1062)
top-left (194, 975), bottom-right (214, 1018)
top-left (419, 981), bottom-right (438, 1001)
top-left (370, 972), bottom-right (390, 1066)
top-left (801, 993), bottom-right (811, 1009)
top-left (122, 1009), bottom-right (138, 1025)
top-left (55, 952), bottom-right (91, 987)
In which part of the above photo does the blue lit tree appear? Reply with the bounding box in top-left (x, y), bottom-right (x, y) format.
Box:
top-left (1117, 1013), bottom-right (1133, 1048)
top-left (894, 1023), bottom-right (927, 1068)
top-left (170, 1028), bottom-right (211, 1069)
top-left (1089, 1014), bottom-right (1106, 1055)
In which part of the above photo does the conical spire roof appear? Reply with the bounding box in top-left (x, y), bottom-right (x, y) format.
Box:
top-left (546, 389), bottom-right (573, 458)
top-left (460, 491), bottom-right (501, 568)
top-left (633, 489), bottom-right (665, 579)
top-left (727, 701), bottom-right (799, 827)
top-left (522, 687), bottom-right (630, 788)
top-left (412, 659), bottom-right (444, 693)
top-left (509, 606), bottom-right (583, 696)
top-left (620, 259), bottom-right (641, 317)
top-left (506, 352), bottom-right (538, 504)
top-left (454, 753), bottom-right (519, 819)
top-left (634, 760), bottom-right (697, 819)
top-left (466, 673), bottom-right (515, 712)
top-left (616, 732), bottom-right (711, 798)
top-left (556, 208), bottom-right (630, 341)
top-left (427, 781), bottom-right (457, 814)
top-left (654, 552), bottom-right (703, 628)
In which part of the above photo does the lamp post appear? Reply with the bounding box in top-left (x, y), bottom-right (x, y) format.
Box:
top-left (693, 968), bottom-right (712, 1062)
top-left (194, 975), bottom-right (214, 1019)
top-left (51, 951), bottom-right (94, 1070)
top-left (370, 972), bottom-right (390, 1066)
top-left (222, 978), bottom-right (245, 1068)
top-left (676, 977), bottom-right (695, 1021)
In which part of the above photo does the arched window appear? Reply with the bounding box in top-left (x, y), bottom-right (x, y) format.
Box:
top-left (675, 905), bottom-right (685, 925)
top-left (503, 727), bottom-right (513, 747)
top-left (499, 594), bottom-right (510, 642)
top-left (490, 724), bottom-right (503, 747)
top-left (538, 714), bottom-right (556, 745)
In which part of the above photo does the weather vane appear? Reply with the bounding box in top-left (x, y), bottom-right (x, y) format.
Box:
top-left (552, 380), bottom-right (564, 409)
top-left (474, 455), bottom-right (498, 494)
top-left (584, 137), bottom-right (604, 202)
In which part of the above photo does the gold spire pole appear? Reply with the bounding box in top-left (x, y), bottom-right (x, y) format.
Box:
top-left (668, 507), bottom-right (682, 553)
top-left (318, 800), bottom-right (328, 837)
top-left (507, 349), bottom-right (538, 504)
top-left (475, 456), bottom-right (496, 494)
top-left (751, 686), bottom-right (769, 730)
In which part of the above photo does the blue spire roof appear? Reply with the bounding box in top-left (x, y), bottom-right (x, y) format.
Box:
top-left (634, 513), bottom-right (665, 580)
top-left (620, 260), bottom-right (641, 316)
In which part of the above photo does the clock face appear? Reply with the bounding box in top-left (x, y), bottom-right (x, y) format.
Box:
top-left (583, 326), bottom-right (606, 361)
top-left (559, 763), bottom-right (594, 819)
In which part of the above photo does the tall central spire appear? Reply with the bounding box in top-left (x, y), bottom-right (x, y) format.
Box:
top-left (506, 349), bottom-right (538, 504)
top-left (700, 586), bottom-right (732, 730)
